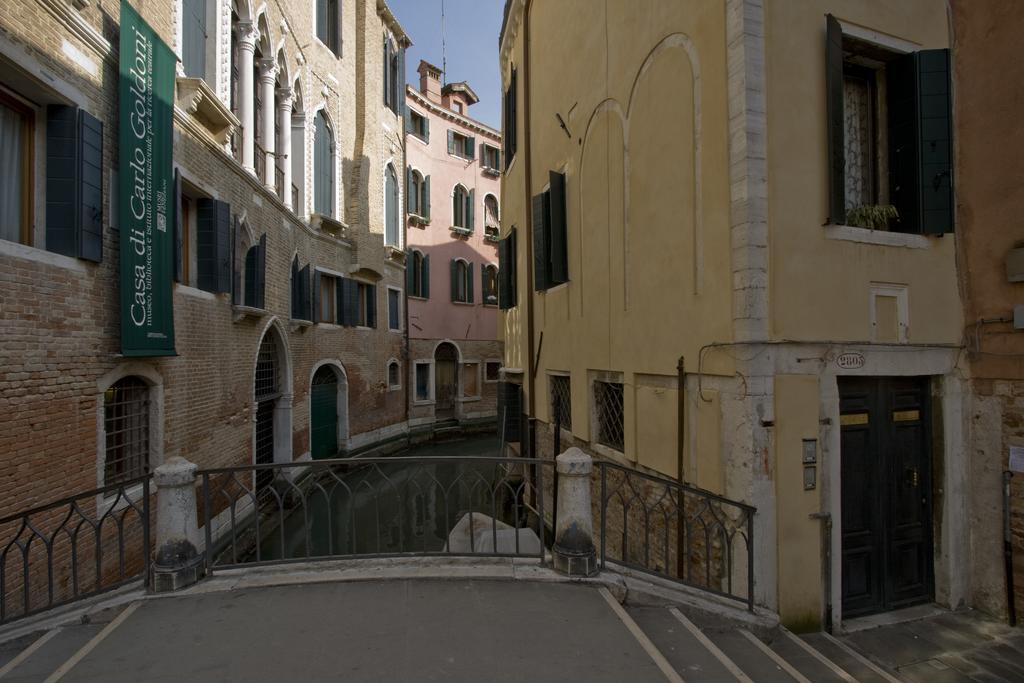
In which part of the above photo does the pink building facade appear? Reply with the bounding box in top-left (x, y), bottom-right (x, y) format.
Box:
top-left (405, 61), bottom-right (503, 427)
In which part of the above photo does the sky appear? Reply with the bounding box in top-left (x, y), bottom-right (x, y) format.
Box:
top-left (387, 0), bottom-right (505, 130)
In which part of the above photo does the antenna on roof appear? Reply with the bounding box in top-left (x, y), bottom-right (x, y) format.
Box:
top-left (441, 0), bottom-right (447, 86)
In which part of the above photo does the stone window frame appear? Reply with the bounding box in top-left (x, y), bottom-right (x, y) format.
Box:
top-left (386, 285), bottom-right (403, 332)
top-left (588, 369), bottom-right (626, 460)
top-left (413, 359), bottom-right (435, 405)
top-left (95, 363), bottom-right (164, 512)
top-left (484, 360), bottom-right (502, 384)
top-left (386, 358), bottom-right (401, 392)
top-left (458, 359), bottom-right (482, 402)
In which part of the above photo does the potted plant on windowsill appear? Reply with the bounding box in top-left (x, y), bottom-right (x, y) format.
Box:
top-left (846, 205), bottom-right (899, 231)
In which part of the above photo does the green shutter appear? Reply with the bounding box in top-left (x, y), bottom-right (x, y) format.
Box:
top-left (917, 49), bottom-right (953, 234)
top-left (255, 233), bottom-right (266, 308)
top-left (290, 257), bottom-right (299, 316)
top-left (467, 262), bottom-right (474, 303)
top-left (406, 250), bottom-right (416, 291)
top-left (366, 284), bottom-right (377, 328)
top-left (244, 246), bottom-right (258, 307)
top-left (313, 270), bottom-right (322, 323)
top-left (197, 198), bottom-right (231, 293)
top-left (888, 52), bottom-right (921, 234)
top-left (299, 263), bottom-right (311, 320)
top-left (467, 188), bottom-right (475, 230)
top-left (466, 135), bottom-right (476, 160)
top-left (183, 0), bottom-right (207, 78)
top-left (317, 0), bottom-right (328, 46)
top-left (424, 175), bottom-right (431, 218)
top-left (383, 39), bottom-right (391, 107)
top-left (532, 192), bottom-right (549, 291)
top-left (77, 110), bottom-right (103, 263)
top-left (230, 214), bottom-right (240, 303)
top-left (498, 235), bottom-right (509, 308)
top-left (450, 259), bottom-right (458, 302)
top-left (423, 254), bottom-right (430, 299)
top-left (447, 129), bottom-right (455, 155)
top-left (548, 171), bottom-right (568, 285)
top-left (424, 117), bottom-right (430, 144)
top-left (825, 14), bottom-right (845, 225)
top-left (173, 169), bottom-right (183, 282)
top-left (45, 105), bottom-right (78, 258)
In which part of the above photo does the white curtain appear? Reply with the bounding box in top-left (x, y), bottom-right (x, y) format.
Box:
top-left (843, 77), bottom-right (872, 211)
top-left (0, 102), bottom-right (24, 243)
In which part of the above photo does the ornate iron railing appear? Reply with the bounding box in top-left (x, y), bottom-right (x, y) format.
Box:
top-left (596, 462), bottom-right (755, 611)
top-left (199, 456), bottom-right (550, 571)
top-left (0, 477), bottom-right (151, 624)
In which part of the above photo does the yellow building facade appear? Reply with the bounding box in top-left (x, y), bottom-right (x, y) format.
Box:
top-left (498, 0), bottom-right (970, 630)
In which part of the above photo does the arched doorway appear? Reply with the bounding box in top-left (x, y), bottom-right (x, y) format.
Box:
top-left (310, 366), bottom-right (338, 459)
top-left (254, 332), bottom-right (279, 488)
top-left (434, 342), bottom-right (459, 419)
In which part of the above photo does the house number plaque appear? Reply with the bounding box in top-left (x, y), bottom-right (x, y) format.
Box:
top-left (835, 352), bottom-right (865, 370)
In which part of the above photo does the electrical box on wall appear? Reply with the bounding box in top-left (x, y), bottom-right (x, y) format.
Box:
top-left (1006, 247), bottom-right (1024, 283)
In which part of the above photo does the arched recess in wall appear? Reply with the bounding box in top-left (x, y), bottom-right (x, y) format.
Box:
top-left (626, 33), bottom-right (702, 301)
top-left (252, 318), bottom-right (293, 483)
top-left (308, 360), bottom-right (349, 458)
top-left (95, 363), bottom-right (165, 490)
top-left (578, 99), bottom-right (626, 342)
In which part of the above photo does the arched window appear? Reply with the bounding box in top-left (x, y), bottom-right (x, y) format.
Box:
top-left (314, 110), bottom-right (334, 217)
top-left (103, 377), bottom-right (150, 486)
top-left (452, 185), bottom-right (473, 231)
top-left (450, 258), bottom-right (473, 304)
top-left (482, 264), bottom-right (498, 305)
top-left (387, 360), bottom-right (400, 389)
top-left (484, 194), bottom-right (499, 239)
top-left (385, 163), bottom-right (399, 246)
top-left (291, 79), bottom-right (306, 214)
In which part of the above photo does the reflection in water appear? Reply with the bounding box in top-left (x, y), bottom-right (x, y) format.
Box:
top-left (250, 445), bottom-right (529, 562)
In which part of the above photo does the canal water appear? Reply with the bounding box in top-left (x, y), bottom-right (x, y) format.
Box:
top-left (246, 435), bottom-right (532, 562)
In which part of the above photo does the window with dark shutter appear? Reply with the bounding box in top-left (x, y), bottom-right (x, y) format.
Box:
top-left (196, 198), bottom-right (231, 293)
top-left (173, 170), bottom-right (184, 282)
top-left (243, 233), bottom-right (266, 309)
top-left (532, 191), bottom-right (549, 291)
top-left (422, 253), bottom-right (430, 299)
top-left (548, 171), bottom-right (568, 284)
top-left (824, 16), bottom-right (953, 234)
top-left (298, 263), bottom-right (311, 320)
top-left (45, 105), bottom-right (104, 262)
top-left (388, 288), bottom-right (400, 330)
top-left (314, 111), bottom-right (334, 217)
top-left (385, 164), bottom-right (399, 246)
top-left (182, 0), bottom-right (207, 79)
top-left (499, 228), bottom-right (517, 310)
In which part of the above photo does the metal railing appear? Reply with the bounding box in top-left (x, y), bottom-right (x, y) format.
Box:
top-left (596, 462), bottom-right (755, 611)
top-left (199, 456), bottom-right (551, 571)
top-left (0, 476), bottom-right (151, 624)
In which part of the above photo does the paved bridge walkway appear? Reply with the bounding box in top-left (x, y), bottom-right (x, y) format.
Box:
top-left (1, 578), bottom-right (1021, 682)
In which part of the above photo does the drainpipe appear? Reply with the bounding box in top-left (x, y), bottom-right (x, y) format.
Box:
top-left (523, 0), bottom-right (536, 440)
top-left (1005, 470), bottom-right (1016, 626)
top-left (676, 356), bottom-right (685, 578)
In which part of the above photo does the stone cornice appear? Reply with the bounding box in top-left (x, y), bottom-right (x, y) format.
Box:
top-left (499, 0), bottom-right (525, 75)
top-left (406, 87), bottom-right (501, 141)
top-left (377, 0), bottom-right (412, 47)
top-left (37, 0), bottom-right (114, 60)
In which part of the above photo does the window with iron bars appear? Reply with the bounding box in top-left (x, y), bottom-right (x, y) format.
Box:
top-left (103, 376), bottom-right (150, 487)
top-left (594, 379), bottom-right (624, 452)
top-left (550, 374), bottom-right (572, 431)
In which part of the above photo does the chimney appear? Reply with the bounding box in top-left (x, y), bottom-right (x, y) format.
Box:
top-left (417, 60), bottom-right (442, 103)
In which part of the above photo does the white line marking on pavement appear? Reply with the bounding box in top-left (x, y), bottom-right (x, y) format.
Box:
top-left (781, 629), bottom-right (857, 683)
top-left (668, 607), bottom-right (754, 683)
top-left (598, 587), bottom-right (686, 683)
top-left (820, 631), bottom-right (902, 683)
top-left (43, 601), bottom-right (141, 683)
top-left (738, 629), bottom-right (813, 683)
top-left (0, 627), bottom-right (62, 679)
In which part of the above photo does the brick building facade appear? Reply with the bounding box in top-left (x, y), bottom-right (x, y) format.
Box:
top-left (404, 61), bottom-right (502, 433)
top-left (0, 0), bottom-right (412, 519)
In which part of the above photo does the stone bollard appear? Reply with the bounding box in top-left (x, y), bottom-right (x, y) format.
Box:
top-left (552, 447), bottom-right (598, 577)
top-left (152, 456), bottom-right (204, 592)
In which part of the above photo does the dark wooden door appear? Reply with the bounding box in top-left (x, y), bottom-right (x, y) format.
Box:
top-left (310, 367), bottom-right (338, 460)
top-left (434, 343), bottom-right (458, 418)
top-left (839, 377), bottom-right (933, 617)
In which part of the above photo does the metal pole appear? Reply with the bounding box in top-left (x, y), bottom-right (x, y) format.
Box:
top-left (1005, 470), bottom-right (1016, 626)
top-left (676, 356), bottom-right (686, 579)
top-left (142, 477), bottom-right (151, 589)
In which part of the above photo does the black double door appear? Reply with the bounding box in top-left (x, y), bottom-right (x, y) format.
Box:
top-left (839, 377), bottom-right (934, 617)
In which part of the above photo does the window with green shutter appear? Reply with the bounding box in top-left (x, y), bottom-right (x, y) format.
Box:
top-left (825, 15), bottom-right (953, 234)
top-left (498, 228), bottom-right (517, 310)
top-left (503, 66), bottom-right (517, 170)
top-left (45, 105), bottom-right (104, 262)
top-left (532, 171), bottom-right (568, 292)
top-left (317, 0), bottom-right (340, 56)
top-left (313, 111), bottom-right (334, 217)
top-left (182, 0), bottom-right (208, 78)
top-left (196, 198), bottom-right (231, 293)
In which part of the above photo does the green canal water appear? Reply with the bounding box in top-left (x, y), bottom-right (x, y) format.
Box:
top-left (243, 435), bottom-right (531, 562)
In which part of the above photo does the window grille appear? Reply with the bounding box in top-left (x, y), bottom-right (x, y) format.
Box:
top-left (103, 377), bottom-right (150, 486)
top-left (594, 380), bottom-right (623, 452)
top-left (255, 334), bottom-right (279, 401)
top-left (550, 375), bottom-right (572, 431)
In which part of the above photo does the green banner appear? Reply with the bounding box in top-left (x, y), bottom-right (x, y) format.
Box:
top-left (119, 1), bottom-right (176, 356)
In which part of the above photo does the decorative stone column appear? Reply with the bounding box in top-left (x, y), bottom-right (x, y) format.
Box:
top-left (152, 456), bottom-right (204, 592)
top-left (259, 58), bottom-right (277, 191)
top-left (277, 87), bottom-right (294, 208)
top-left (552, 447), bottom-right (598, 577)
top-left (237, 22), bottom-right (258, 175)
